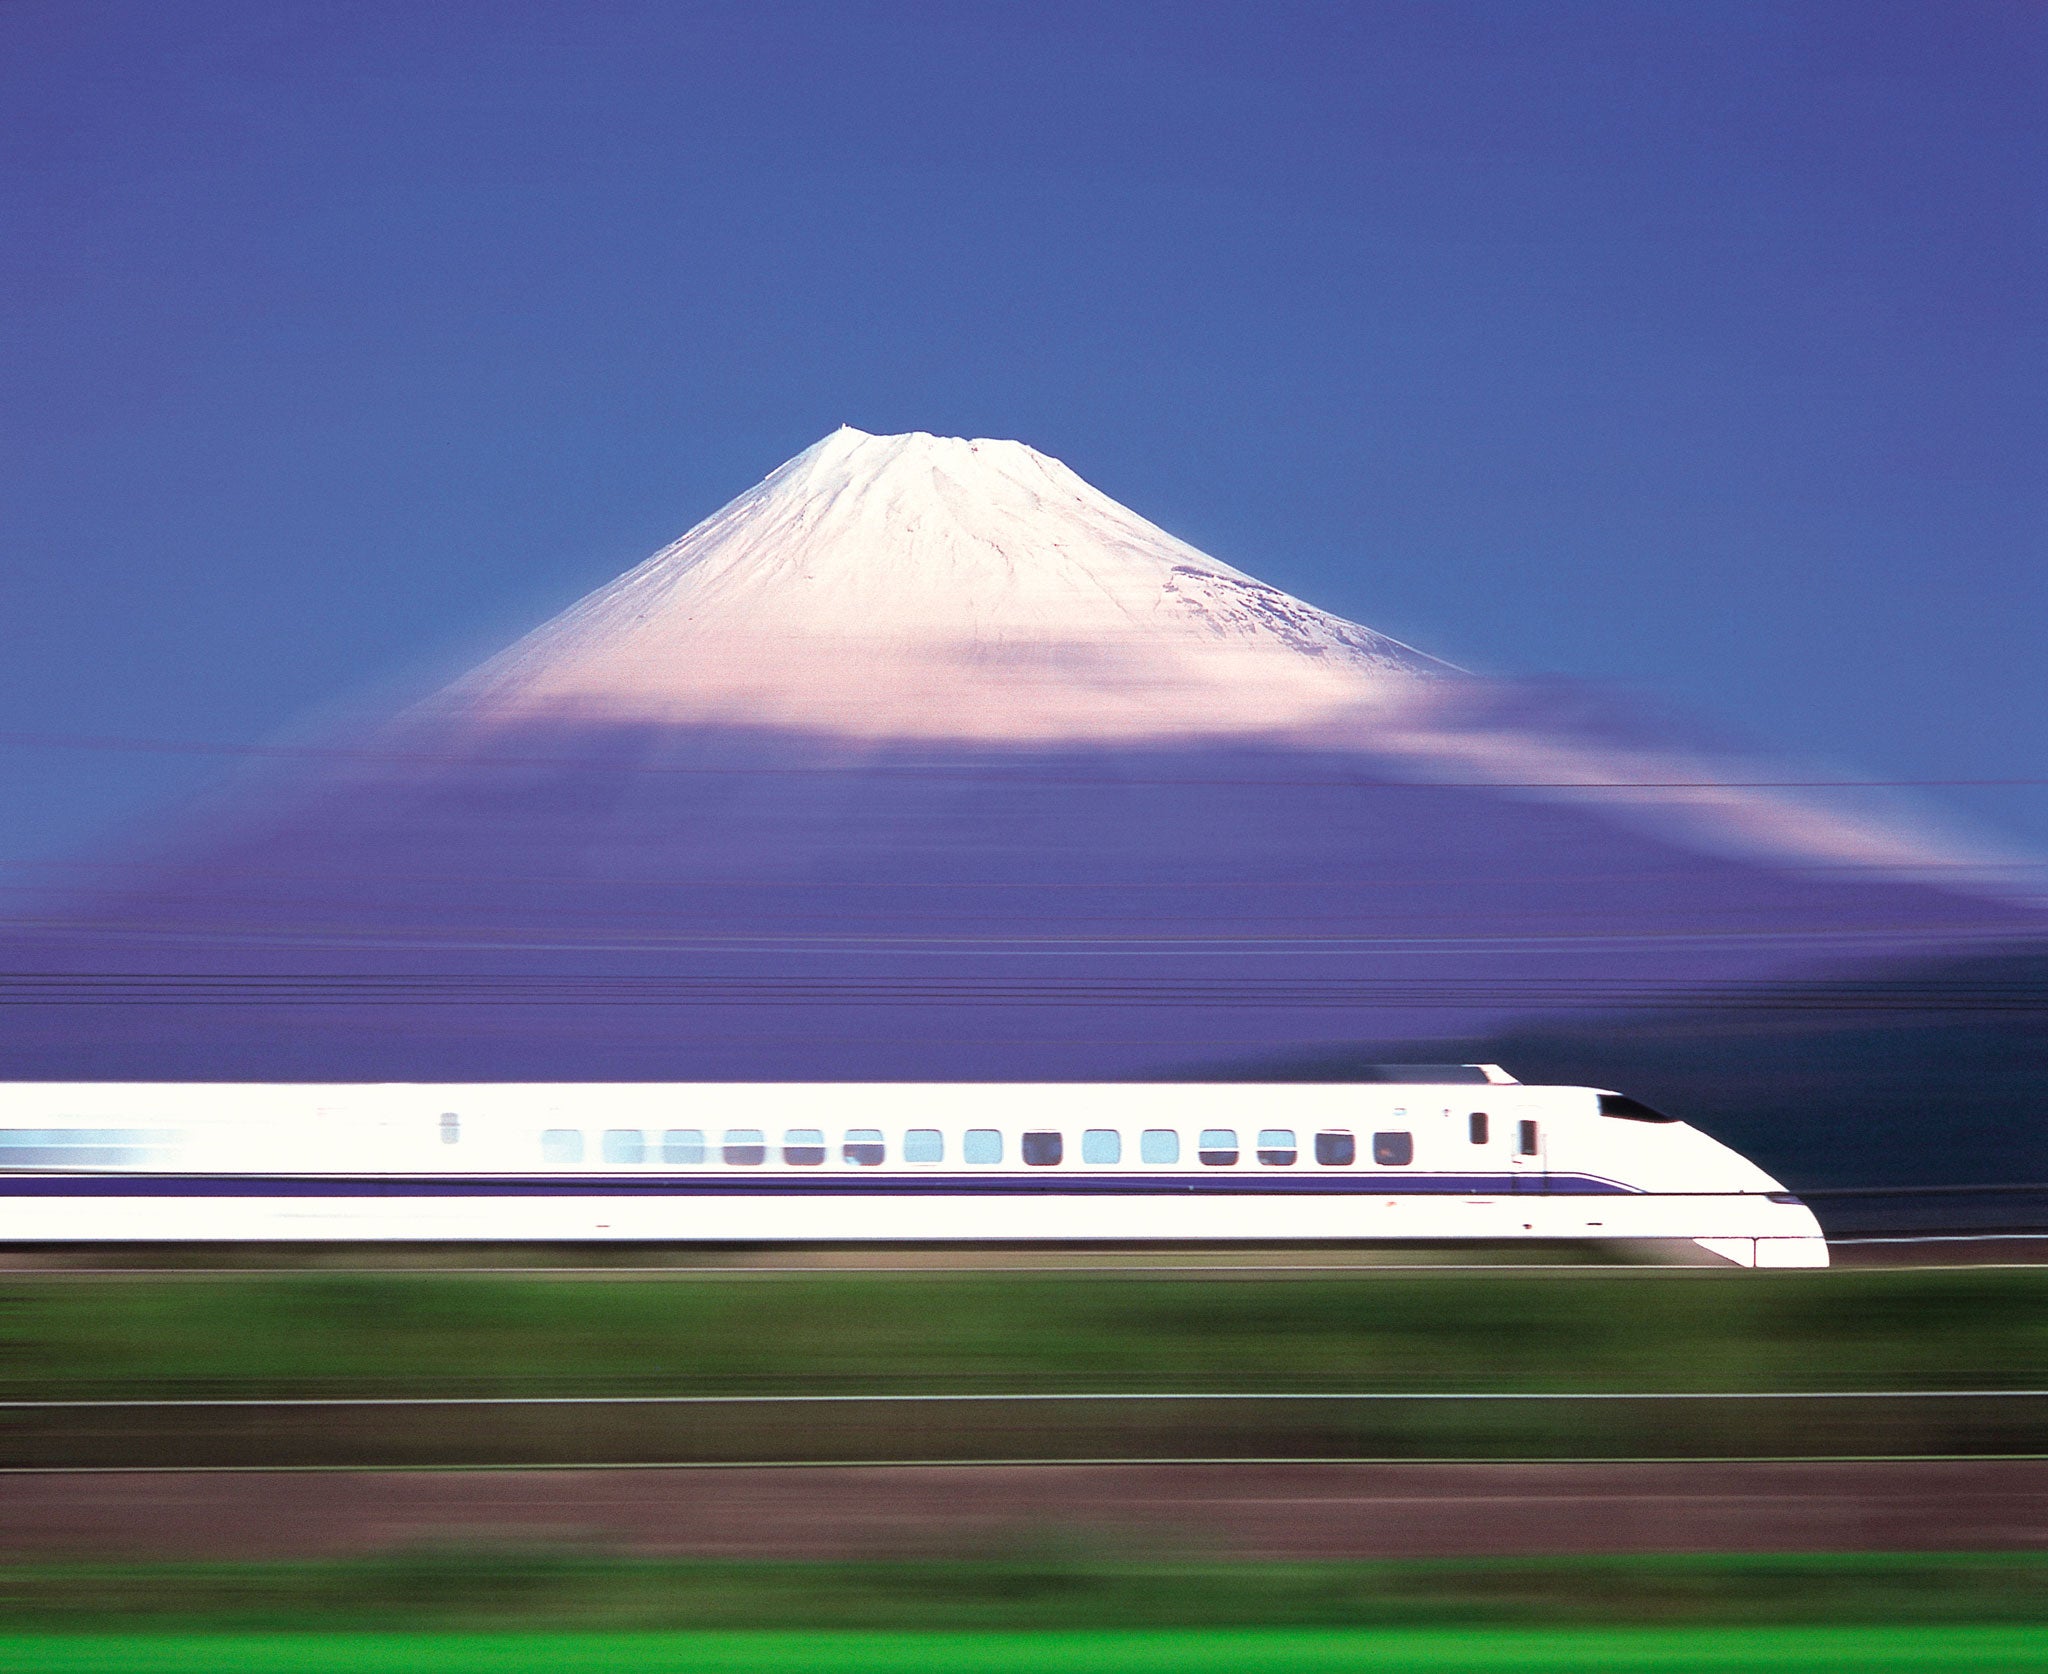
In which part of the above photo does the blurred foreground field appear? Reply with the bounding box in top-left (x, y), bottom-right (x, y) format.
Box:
top-left (18, 1266), bottom-right (2045, 1398)
top-left (2, 1266), bottom-right (2044, 1464)
top-left (3, 1554), bottom-right (2048, 1672)
top-left (4, 1552), bottom-right (2045, 1629)
top-left (6, 1624), bottom-right (2046, 1674)
top-left (6, 1272), bottom-right (2046, 1667)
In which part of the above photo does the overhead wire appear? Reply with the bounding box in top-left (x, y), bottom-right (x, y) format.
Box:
top-left (0, 971), bottom-right (2040, 1010)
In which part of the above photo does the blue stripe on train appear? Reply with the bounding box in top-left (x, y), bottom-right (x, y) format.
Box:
top-left (0, 1171), bottom-right (1635, 1198)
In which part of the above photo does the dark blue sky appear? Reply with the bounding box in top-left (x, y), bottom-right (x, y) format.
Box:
top-left (3, 1), bottom-right (2043, 874)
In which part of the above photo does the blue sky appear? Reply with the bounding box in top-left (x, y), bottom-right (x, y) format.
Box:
top-left (2, 1), bottom-right (2043, 871)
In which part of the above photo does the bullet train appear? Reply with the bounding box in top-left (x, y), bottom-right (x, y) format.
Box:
top-left (0, 1066), bottom-right (1825, 1264)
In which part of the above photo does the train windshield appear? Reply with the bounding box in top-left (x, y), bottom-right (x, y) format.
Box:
top-left (1597, 1094), bottom-right (1680, 1123)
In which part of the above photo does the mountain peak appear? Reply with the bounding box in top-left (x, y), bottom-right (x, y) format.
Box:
top-left (446, 429), bottom-right (1451, 741)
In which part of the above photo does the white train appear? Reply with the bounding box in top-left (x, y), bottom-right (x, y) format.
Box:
top-left (0, 1068), bottom-right (1825, 1265)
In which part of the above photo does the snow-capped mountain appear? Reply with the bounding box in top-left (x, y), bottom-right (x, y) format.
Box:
top-left (449, 426), bottom-right (1451, 742)
top-left (432, 427), bottom-right (2009, 884)
top-left (0, 429), bottom-right (2038, 1107)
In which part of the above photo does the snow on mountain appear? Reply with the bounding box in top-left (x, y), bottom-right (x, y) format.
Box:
top-left (2, 429), bottom-right (2038, 1088)
top-left (448, 427), bottom-right (1453, 741)
top-left (435, 427), bottom-right (2023, 889)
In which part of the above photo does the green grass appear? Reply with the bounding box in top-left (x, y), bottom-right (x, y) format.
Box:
top-left (2, 1554), bottom-right (2042, 1633)
top-left (6, 1267), bottom-right (2045, 1464)
top-left (6, 1626), bottom-right (2047, 1674)
top-left (5, 1268), bottom-right (2044, 1398)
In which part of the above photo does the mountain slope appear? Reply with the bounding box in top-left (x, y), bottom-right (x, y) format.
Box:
top-left (445, 427), bottom-right (1451, 742)
top-left (0, 428), bottom-right (2039, 1154)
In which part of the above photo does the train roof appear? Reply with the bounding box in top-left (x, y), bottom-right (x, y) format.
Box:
top-left (1258, 1064), bottom-right (1519, 1085)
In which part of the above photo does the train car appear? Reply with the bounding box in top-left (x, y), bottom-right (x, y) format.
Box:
top-left (0, 1067), bottom-right (1826, 1265)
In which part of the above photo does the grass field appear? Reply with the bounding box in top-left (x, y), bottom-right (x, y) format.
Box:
top-left (7, 1557), bottom-right (2047, 1668)
top-left (9, 1268), bottom-right (2043, 1398)
top-left (7, 1626), bottom-right (2047, 1674)
top-left (4, 1267), bottom-right (2043, 1463)
top-left (10, 1266), bottom-right (2040, 1657)
top-left (3, 1553), bottom-right (2043, 1631)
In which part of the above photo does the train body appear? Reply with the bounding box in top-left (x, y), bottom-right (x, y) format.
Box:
top-left (0, 1069), bottom-right (1825, 1265)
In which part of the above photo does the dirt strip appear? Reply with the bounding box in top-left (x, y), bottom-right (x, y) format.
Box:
top-left (2, 1461), bottom-right (2044, 1560)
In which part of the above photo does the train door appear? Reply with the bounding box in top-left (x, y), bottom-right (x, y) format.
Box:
top-left (1509, 1107), bottom-right (1546, 1194)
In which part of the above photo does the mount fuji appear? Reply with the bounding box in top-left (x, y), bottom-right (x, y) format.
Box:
top-left (425, 427), bottom-right (2009, 879)
top-left (449, 426), bottom-right (1454, 742)
top-left (4, 428), bottom-right (2041, 1186)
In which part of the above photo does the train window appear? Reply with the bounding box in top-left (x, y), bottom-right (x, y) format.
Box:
top-left (439, 1112), bottom-right (461, 1146)
top-left (1314, 1131), bottom-right (1355, 1166)
top-left (1597, 1094), bottom-right (1679, 1123)
top-left (1198, 1128), bottom-right (1238, 1166)
top-left (1372, 1131), bottom-right (1414, 1166)
top-left (1257, 1129), bottom-right (1297, 1166)
top-left (1469, 1112), bottom-right (1489, 1145)
top-left (540, 1128), bottom-right (583, 1166)
top-left (723, 1128), bottom-right (766, 1166)
top-left (783, 1128), bottom-right (826, 1166)
top-left (903, 1128), bottom-right (943, 1163)
top-left (0, 1129), bottom-right (178, 1168)
top-left (662, 1128), bottom-right (706, 1165)
top-left (1140, 1128), bottom-right (1180, 1164)
top-left (844, 1129), bottom-right (885, 1167)
top-left (602, 1128), bottom-right (646, 1165)
top-left (1518, 1120), bottom-right (1539, 1157)
top-left (1082, 1129), bottom-right (1120, 1164)
top-left (1022, 1131), bottom-right (1064, 1166)
top-left (963, 1129), bottom-right (1003, 1164)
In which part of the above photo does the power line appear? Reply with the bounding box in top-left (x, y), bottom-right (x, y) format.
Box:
top-left (0, 972), bottom-right (2039, 1011)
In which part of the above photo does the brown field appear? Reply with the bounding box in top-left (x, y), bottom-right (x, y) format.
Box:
top-left (4, 1460), bottom-right (2044, 1560)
